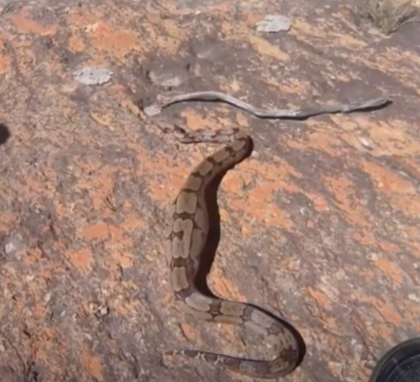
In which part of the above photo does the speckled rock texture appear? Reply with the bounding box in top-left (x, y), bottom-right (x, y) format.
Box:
top-left (0, 0), bottom-right (419, 381)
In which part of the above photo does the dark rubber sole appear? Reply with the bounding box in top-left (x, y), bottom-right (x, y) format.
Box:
top-left (369, 337), bottom-right (420, 382)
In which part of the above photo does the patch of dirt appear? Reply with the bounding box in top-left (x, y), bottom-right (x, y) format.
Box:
top-left (1, 0), bottom-right (420, 381)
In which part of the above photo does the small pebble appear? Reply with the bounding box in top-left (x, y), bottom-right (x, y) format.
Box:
top-left (256, 15), bottom-right (292, 33)
top-left (73, 67), bottom-right (113, 85)
top-left (3, 234), bottom-right (24, 257)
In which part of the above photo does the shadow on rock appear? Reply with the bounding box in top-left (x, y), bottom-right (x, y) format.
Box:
top-left (194, 136), bottom-right (306, 371)
top-left (0, 123), bottom-right (11, 146)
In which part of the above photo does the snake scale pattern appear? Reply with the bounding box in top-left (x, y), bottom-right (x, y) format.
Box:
top-left (165, 126), bottom-right (299, 379)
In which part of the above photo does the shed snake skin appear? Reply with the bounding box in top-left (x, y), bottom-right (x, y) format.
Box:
top-left (143, 90), bottom-right (390, 119)
top-left (144, 91), bottom-right (391, 379)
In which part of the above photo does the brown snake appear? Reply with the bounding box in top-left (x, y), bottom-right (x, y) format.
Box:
top-left (146, 91), bottom-right (391, 379)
